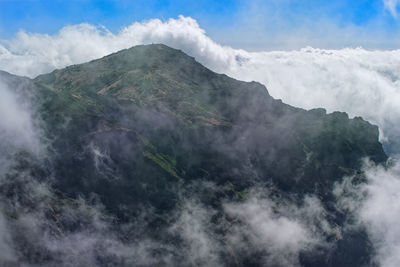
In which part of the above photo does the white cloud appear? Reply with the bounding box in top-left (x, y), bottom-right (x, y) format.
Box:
top-left (224, 191), bottom-right (329, 266)
top-left (1, 16), bottom-right (399, 154)
top-left (169, 199), bottom-right (222, 266)
top-left (384, 0), bottom-right (400, 17)
top-left (234, 47), bottom-right (400, 153)
top-left (0, 79), bottom-right (43, 179)
top-left (335, 160), bottom-right (400, 267)
top-left (0, 211), bottom-right (16, 264)
top-left (166, 185), bottom-right (331, 267)
top-left (0, 16), bottom-right (239, 78)
top-left (360, 162), bottom-right (400, 267)
top-left (0, 81), bottom-right (39, 152)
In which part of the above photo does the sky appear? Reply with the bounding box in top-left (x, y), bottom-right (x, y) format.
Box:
top-left (1, 0), bottom-right (400, 50)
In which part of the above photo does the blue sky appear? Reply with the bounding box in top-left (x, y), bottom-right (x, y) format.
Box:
top-left (0, 0), bottom-right (399, 49)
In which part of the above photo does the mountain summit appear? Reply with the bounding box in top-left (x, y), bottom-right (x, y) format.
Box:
top-left (0, 44), bottom-right (387, 266)
top-left (35, 44), bottom-right (271, 127)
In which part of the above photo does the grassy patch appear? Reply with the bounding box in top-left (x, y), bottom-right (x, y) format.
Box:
top-left (143, 151), bottom-right (179, 179)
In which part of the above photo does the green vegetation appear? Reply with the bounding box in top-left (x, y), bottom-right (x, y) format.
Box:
top-left (143, 151), bottom-right (179, 179)
top-left (0, 44), bottom-right (386, 267)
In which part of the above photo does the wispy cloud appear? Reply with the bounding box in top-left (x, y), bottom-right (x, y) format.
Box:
top-left (335, 160), bottom-right (400, 267)
top-left (224, 191), bottom-right (329, 266)
top-left (383, 0), bottom-right (400, 17)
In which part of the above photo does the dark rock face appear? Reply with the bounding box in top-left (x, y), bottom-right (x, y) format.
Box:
top-left (0, 44), bottom-right (387, 266)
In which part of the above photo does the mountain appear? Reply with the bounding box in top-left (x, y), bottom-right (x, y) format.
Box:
top-left (0, 44), bottom-right (387, 266)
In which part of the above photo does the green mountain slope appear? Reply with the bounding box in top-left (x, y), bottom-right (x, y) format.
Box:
top-left (34, 44), bottom-right (386, 198)
top-left (0, 44), bottom-right (387, 267)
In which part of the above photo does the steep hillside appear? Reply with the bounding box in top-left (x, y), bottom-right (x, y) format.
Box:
top-left (0, 44), bottom-right (387, 267)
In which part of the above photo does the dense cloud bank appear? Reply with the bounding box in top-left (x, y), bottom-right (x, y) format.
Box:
top-left (1, 16), bottom-right (400, 266)
top-left (335, 160), bottom-right (400, 267)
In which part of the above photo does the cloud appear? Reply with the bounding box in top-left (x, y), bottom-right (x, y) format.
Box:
top-left (335, 159), bottom-right (400, 267)
top-left (360, 161), bottom-right (400, 267)
top-left (234, 47), bottom-right (400, 154)
top-left (169, 199), bottom-right (222, 266)
top-left (0, 16), bottom-right (239, 79)
top-left (160, 183), bottom-right (333, 267)
top-left (384, 0), bottom-right (400, 17)
top-left (0, 75), bottom-right (43, 181)
top-left (0, 211), bottom-right (16, 265)
top-left (0, 81), bottom-right (40, 151)
top-left (223, 190), bottom-right (330, 267)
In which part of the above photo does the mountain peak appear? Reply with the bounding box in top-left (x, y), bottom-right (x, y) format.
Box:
top-left (34, 44), bottom-right (223, 96)
top-left (1, 44), bottom-right (388, 267)
top-left (101, 43), bottom-right (197, 67)
top-left (34, 44), bottom-right (271, 126)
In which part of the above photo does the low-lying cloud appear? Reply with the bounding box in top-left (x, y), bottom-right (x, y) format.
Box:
top-left (335, 160), bottom-right (400, 267)
top-left (0, 78), bottom-right (43, 181)
top-left (224, 191), bottom-right (330, 266)
top-left (165, 184), bottom-right (333, 267)
top-left (0, 81), bottom-right (40, 153)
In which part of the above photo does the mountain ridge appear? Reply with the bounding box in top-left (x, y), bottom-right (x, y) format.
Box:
top-left (0, 44), bottom-right (387, 267)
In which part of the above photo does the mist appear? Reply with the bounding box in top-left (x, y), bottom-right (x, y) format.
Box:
top-left (335, 160), bottom-right (400, 267)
